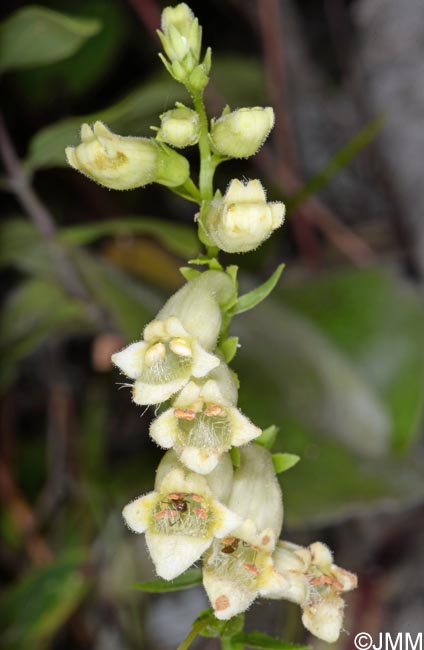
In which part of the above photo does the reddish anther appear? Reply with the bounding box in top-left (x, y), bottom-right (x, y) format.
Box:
top-left (174, 408), bottom-right (196, 420)
top-left (204, 404), bottom-right (223, 417)
top-left (243, 562), bottom-right (260, 575)
top-left (193, 507), bottom-right (207, 519)
top-left (189, 493), bottom-right (203, 503)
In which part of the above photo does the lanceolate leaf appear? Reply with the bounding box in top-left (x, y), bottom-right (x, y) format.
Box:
top-left (272, 453), bottom-right (300, 474)
top-left (230, 264), bottom-right (284, 316)
top-left (60, 217), bottom-right (200, 259)
top-left (133, 568), bottom-right (202, 593)
top-left (0, 6), bottom-right (100, 72)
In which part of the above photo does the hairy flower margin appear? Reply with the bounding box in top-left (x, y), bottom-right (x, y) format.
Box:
top-left (65, 1), bottom-right (357, 644)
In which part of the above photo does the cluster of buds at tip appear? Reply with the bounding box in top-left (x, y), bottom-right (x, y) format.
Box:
top-left (157, 2), bottom-right (211, 90)
top-left (65, 121), bottom-right (190, 190)
top-left (210, 107), bottom-right (275, 159)
top-left (204, 179), bottom-right (285, 253)
top-left (157, 103), bottom-right (200, 148)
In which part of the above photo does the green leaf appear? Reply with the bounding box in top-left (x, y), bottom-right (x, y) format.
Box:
top-left (60, 217), bottom-right (199, 259)
top-left (0, 6), bottom-right (101, 72)
top-left (230, 264), bottom-right (285, 316)
top-left (226, 264), bottom-right (239, 287)
top-left (73, 250), bottom-right (159, 340)
top-left (0, 549), bottom-right (89, 649)
top-left (272, 452), bottom-right (300, 474)
top-left (188, 255), bottom-right (223, 270)
top-left (234, 269), bottom-right (424, 525)
top-left (26, 72), bottom-right (188, 170)
top-left (289, 114), bottom-right (386, 210)
top-left (219, 336), bottom-right (239, 363)
top-left (180, 267), bottom-right (202, 281)
top-left (0, 219), bottom-right (56, 279)
top-left (0, 277), bottom-right (89, 389)
top-left (231, 632), bottom-right (310, 650)
top-left (230, 447), bottom-right (241, 468)
top-left (133, 568), bottom-right (202, 593)
top-left (255, 425), bottom-right (279, 450)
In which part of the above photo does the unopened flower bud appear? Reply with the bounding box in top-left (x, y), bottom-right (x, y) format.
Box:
top-left (65, 121), bottom-right (189, 190)
top-left (158, 105), bottom-right (200, 148)
top-left (204, 179), bottom-right (285, 253)
top-left (158, 3), bottom-right (201, 67)
top-left (210, 107), bottom-right (274, 158)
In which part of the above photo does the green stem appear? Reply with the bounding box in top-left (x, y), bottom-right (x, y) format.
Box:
top-left (191, 89), bottom-right (215, 202)
top-left (177, 617), bottom-right (210, 650)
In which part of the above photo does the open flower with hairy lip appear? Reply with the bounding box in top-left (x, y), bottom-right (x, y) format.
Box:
top-left (204, 179), bottom-right (285, 253)
top-left (273, 541), bottom-right (358, 643)
top-left (123, 457), bottom-right (241, 580)
top-left (202, 445), bottom-right (285, 618)
top-left (112, 271), bottom-right (235, 405)
top-left (112, 316), bottom-right (220, 405)
top-left (65, 121), bottom-right (189, 190)
top-left (150, 365), bottom-right (260, 474)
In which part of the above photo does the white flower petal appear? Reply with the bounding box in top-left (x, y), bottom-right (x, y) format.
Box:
top-left (112, 341), bottom-right (147, 379)
top-left (122, 492), bottom-right (157, 533)
top-left (203, 571), bottom-right (256, 620)
top-left (228, 408), bottom-right (261, 446)
top-left (174, 381), bottom-right (202, 408)
top-left (191, 342), bottom-right (220, 377)
top-left (179, 446), bottom-right (220, 475)
top-left (146, 531), bottom-right (211, 580)
top-left (212, 502), bottom-right (242, 538)
top-left (301, 597), bottom-right (345, 643)
top-left (132, 376), bottom-right (188, 405)
top-left (150, 409), bottom-right (178, 448)
top-left (156, 466), bottom-right (210, 496)
top-left (200, 380), bottom-right (228, 406)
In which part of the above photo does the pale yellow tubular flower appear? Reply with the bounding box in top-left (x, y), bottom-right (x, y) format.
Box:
top-left (123, 455), bottom-right (241, 580)
top-left (203, 445), bottom-right (285, 619)
top-left (273, 540), bottom-right (358, 644)
top-left (65, 121), bottom-right (189, 190)
top-left (150, 363), bottom-right (260, 474)
top-left (111, 271), bottom-right (235, 405)
top-left (210, 107), bottom-right (275, 158)
top-left (158, 104), bottom-right (200, 148)
top-left (204, 179), bottom-right (285, 253)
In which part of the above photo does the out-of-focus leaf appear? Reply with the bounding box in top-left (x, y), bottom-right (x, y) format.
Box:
top-left (0, 549), bottom-right (89, 649)
top-left (209, 57), bottom-right (267, 109)
top-left (26, 73), bottom-right (188, 170)
top-left (0, 277), bottom-right (90, 389)
top-left (60, 217), bottom-right (199, 259)
top-left (272, 452), bottom-right (300, 474)
top-left (16, 1), bottom-right (128, 103)
top-left (255, 425), bottom-right (279, 450)
top-left (0, 218), bottom-right (56, 279)
top-left (0, 6), bottom-right (100, 72)
top-left (230, 264), bottom-right (285, 316)
top-left (231, 632), bottom-right (310, 650)
top-left (74, 250), bottom-right (160, 340)
top-left (26, 55), bottom-right (266, 170)
top-left (133, 568), bottom-right (202, 593)
top-left (199, 609), bottom-right (245, 639)
top-left (288, 115), bottom-right (386, 210)
top-left (234, 269), bottom-right (424, 524)
top-left (279, 269), bottom-right (424, 453)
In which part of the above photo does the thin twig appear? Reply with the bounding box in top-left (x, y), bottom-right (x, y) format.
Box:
top-left (0, 111), bottom-right (105, 319)
top-left (127, 0), bottom-right (161, 38)
top-left (256, 0), bottom-right (375, 266)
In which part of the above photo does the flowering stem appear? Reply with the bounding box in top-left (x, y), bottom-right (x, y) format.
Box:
top-left (191, 89), bottom-right (217, 202)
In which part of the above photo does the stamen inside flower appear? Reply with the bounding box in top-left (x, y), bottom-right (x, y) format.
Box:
top-left (175, 405), bottom-right (232, 448)
top-left (152, 492), bottom-right (214, 536)
top-left (205, 537), bottom-right (265, 588)
top-left (139, 340), bottom-right (192, 385)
